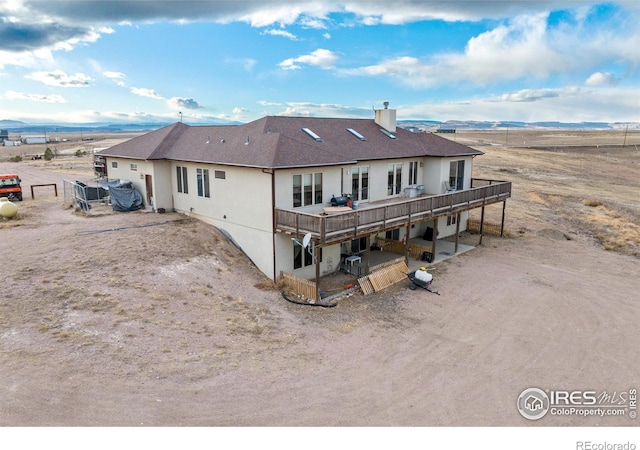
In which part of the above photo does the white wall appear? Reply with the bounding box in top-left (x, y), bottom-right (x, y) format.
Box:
top-left (171, 162), bottom-right (275, 278)
top-left (105, 158), bottom-right (152, 205)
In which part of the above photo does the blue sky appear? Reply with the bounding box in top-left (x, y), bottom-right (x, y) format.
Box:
top-left (0, 0), bottom-right (639, 125)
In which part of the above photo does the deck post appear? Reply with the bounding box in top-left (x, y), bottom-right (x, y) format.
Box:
top-left (432, 220), bottom-right (438, 259)
top-left (454, 212), bottom-right (461, 253)
top-left (364, 234), bottom-right (371, 275)
top-left (315, 245), bottom-right (320, 302)
top-left (479, 204), bottom-right (486, 245)
top-left (500, 201), bottom-right (507, 237)
top-left (404, 223), bottom-right (411, 267)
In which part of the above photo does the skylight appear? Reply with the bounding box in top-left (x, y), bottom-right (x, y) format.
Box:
top-left (346, 128), bottom-right (366, 141)
top-left (301, 127), bottom-right (322, 142)
top-left (379, 128), bottom-right (396, 139)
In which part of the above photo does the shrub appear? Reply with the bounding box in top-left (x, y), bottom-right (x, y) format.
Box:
top-left (43, 147), bottom-right (54, 161)
top-left (9, 155), bottom-right (22, 162)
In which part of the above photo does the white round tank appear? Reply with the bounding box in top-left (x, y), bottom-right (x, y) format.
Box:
top-left (0, 197), bottom-right (18, 218)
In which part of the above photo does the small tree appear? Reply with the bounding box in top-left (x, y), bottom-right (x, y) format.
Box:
top-left (44, 147), bottom-right (54, 161)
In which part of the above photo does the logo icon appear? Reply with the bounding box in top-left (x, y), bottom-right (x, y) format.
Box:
top-left (518, 387), bottom-right (550, 420)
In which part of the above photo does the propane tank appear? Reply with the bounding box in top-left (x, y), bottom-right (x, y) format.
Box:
top-left (0, 197), bottom-right (18, 218)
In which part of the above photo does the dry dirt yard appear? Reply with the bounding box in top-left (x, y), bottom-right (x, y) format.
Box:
top-left (0, 130), bottom-right (639, 427)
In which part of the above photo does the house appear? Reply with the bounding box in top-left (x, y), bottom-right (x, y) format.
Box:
top-left (98, 105), bottom-right (511, 291)
top-left (525, 395), bottom-right (544, 411)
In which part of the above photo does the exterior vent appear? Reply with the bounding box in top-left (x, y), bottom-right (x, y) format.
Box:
top-left (346, 128), bottom-right (366, 141)
top-left (301, 127), bottom-right (322, 142)
top-left (379, 128), bottom-right (396, 140)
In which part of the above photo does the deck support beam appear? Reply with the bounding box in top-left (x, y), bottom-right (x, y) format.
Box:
top-left (364, 234), bottom-right (371, 275)
top-left (500, 200), bottom-right (507, 237)
top-left (454, 212), bottom-right (461, 254)
top-left (314, 244), bottom-right (320, 302)
top-left (479, 204), bottom-right (486, 245)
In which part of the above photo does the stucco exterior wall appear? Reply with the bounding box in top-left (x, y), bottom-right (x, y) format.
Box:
top-left (170, 163), bottom-right (275, 277)
top-left (104, 158), bottom-right (153, 207)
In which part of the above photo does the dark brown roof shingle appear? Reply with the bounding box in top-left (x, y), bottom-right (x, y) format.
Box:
top-left (99, 116), bottom-right (482, 168)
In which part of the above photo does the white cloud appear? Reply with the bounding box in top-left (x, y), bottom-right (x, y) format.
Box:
top-left (262, 28), bottom-right (298, 40)
top-left (130, 87), bottom-right (164, 99)
top-left (400, 86), bottom-right (640, 122)
top-left (342, 11), bottom-right (640, 88)
top-left (25, 70), bottom-right (92, 87)
top-left (103, 71), bottom-right (126, 79)
top-left (238, 3), bottom-right (331, 27)
top-left (103, 71), bottom-right (127, 87)
top-left (585, 72), bottom-right (620, 86)
top-left (258, 100), bottom-right (283, 106)
top-left (276, 101), bottom-right (370, 118)
top-left (3, 90), bottom-right (67, 103)
top-left (500, 88), bottom-right (560, 102)
top-left (279, 48), bottom-right (339, 70)
top-left (167, 97), bottom-right (202, 110)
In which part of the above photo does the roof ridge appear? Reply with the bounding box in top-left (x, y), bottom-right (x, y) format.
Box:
top-left (148, 122), bottom-right (188, 159)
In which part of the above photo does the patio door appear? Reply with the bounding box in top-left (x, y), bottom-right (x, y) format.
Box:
top-left (351, 166), bottom-right (369, 202)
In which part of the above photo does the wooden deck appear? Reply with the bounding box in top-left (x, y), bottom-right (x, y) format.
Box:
top-left (275, 178), bottom-right (511, 245)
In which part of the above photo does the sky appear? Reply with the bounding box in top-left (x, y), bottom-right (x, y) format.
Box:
top-left (0, 0), bottom-right (639, 125)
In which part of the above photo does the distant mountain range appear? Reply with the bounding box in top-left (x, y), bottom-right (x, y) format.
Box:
top-left (1, 118), bottom-right (638, 134)
top-left (399, 120), bottom-right (640, 131)
top-left (0, 118), bottom-right (241, 133)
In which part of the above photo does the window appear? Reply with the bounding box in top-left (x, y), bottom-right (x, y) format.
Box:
top-left (215, 170), bottom-right (226, 180)
top-left (314, 173), bottom-right (323, 204)
top-left (293, 172), bottom-right (323, 207)
top-left (409, 161), bottom-right (418, 185)
top-left (447, 214), bottom-right (457, 226)
top-left (449, 160), bottom-right (465, 191)
top-left (350, 237), bottom-right (367, 254)
top-left (177, 166), bottom-right (188, 194)
top-left (351, 166), bottom-right (369, 201)
top-left (197, 168), bottom-right (210, 198)
top-left (387, 163), bottom-right (402, 196)
top-left (130, 163), bottom-right (137, 171)
top-left (111, 161), bottom-right (118, 168)
top-left (385, 229), bottom-right (400, 240)
top-left (293, 242), bottom-right (322, 269)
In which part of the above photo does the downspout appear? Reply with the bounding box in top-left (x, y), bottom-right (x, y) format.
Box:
top-left (267, 168), bottom-right (277, 283)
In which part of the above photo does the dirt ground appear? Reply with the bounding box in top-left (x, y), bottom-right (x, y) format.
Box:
top-left (0, 130), bottom-right (639, 427)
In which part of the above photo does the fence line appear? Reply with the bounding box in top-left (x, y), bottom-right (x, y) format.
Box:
top-left (279, 271), bottom-right (317, 301)
top-left (467, 218), bottom-right (509, 237)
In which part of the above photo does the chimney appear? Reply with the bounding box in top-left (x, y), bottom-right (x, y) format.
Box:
top-left (374, 101), bottom-right (396, 132)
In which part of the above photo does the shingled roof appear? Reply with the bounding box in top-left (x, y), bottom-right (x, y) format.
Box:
top-left (99, 116), bottom-right (483, 169)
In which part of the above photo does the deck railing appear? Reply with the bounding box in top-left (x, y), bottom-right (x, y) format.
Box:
top-left (275, 179), bottom-right (511, 245)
